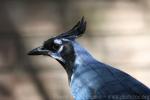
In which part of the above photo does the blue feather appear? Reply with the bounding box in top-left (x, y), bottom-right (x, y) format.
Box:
top-left (69, 41), bottom-right (150, 100)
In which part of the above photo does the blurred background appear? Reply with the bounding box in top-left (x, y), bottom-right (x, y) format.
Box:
top-left (0, 0), bottom-right (150, 100)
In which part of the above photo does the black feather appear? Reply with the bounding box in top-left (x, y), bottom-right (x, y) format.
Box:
top-left (58, 16), bottom-right (86, 38)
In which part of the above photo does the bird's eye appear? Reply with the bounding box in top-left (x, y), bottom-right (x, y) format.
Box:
top-left (52, 43), bottom-right (60, 52)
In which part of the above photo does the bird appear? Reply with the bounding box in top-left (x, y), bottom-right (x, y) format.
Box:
top-left (28, 17), bottom-right (150, 100)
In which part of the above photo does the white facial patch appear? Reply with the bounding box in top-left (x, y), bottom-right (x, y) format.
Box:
top-left (58, 45), bottom-right (64, 53)
top-left (54, 39), bottom-right (62, 45)
top-left (48, 51), bottom-right (65, 63)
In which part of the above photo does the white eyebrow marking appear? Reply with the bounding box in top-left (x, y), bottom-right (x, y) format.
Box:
top-left (54, 39), bottom-right (62, 44)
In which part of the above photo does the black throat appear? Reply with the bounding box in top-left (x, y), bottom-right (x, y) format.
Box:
top-left (57, 42), bottom-right (76, 82)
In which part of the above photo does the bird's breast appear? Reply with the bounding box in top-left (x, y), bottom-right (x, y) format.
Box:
top-left (69, 63), bottom-right (105, 99)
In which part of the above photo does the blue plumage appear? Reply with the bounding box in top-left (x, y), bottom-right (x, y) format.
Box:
top-left (70, 41), bottom-right (150, 100)
top-left (28, 17), bottom-right (150, 100)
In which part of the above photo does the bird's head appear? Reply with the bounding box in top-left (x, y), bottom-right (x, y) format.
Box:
top-left (28, 17), bottom-right (86, 66)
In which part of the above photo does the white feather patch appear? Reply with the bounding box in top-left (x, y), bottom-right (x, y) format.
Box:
top-left (54, 39), bottom-right (62, 44)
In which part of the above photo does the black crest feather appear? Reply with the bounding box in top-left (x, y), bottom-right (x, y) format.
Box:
top-left (58, 17), bottom-right (86, 39)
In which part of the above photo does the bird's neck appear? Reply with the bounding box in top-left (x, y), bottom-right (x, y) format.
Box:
top-left (58, 42), bottom-right (96, 82)
top-left (73, 42), bottom-right (95, 64)
top-left (57, 59), bottom-right (74, 81)
top-left (65, 42), bottom-right (95, 81)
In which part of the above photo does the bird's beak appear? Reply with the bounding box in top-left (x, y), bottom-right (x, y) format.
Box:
top-left (28, 46), bottom-right (49, 56)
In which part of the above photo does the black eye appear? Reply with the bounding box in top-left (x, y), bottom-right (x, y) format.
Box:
top-left (52, 43), bottom-right (60, 51)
